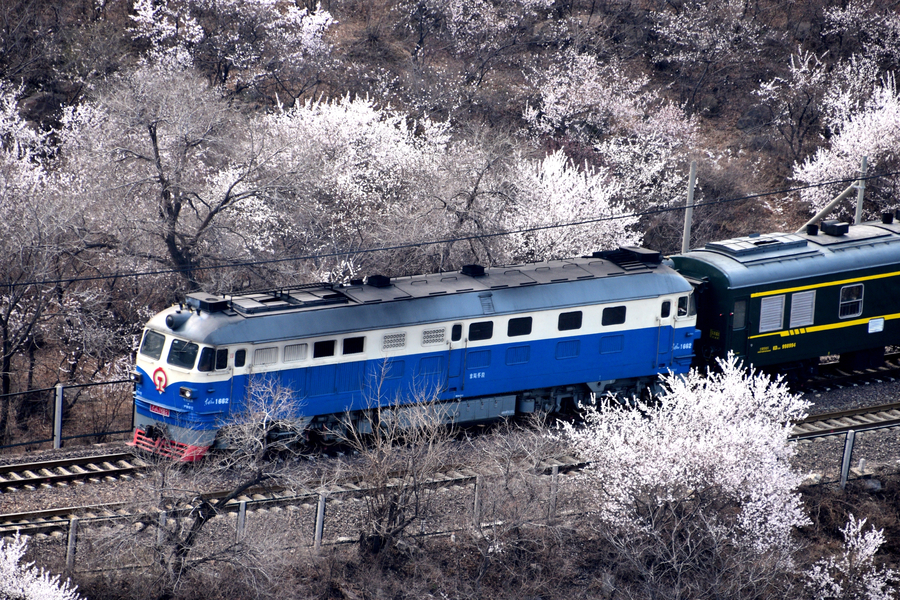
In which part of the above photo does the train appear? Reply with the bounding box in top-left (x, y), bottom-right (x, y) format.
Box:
top-left (130, 216), bottom-right (900, 461)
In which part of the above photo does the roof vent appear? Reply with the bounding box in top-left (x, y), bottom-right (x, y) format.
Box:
top-left (821, 220), bottom-right (849, 236)
top-left (882, 212), bottom-right (894, 224)
top-left (461, 264), bottom-right (486, 277)
top-left (185, 293), bottom-right (229, 313)
top-left (367, 274), bottom-right (391, 288)
top-left (806, 223), bottom-right (818, 236)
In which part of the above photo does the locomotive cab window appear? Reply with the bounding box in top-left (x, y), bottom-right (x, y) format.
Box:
top-left (661, 301), bottom-right (671, 319)
top-left (558, 311), bottom-right (583, 331)
top-left (451, 324), bottom-right (462, 342)
top-left (167, 339), bottom-right (199, 369)
top-left (839, 284), bottom-right (863, 318)
top-left (508, 316), bottom-right (532, 337)
top-left (198, 347), bottom-right (229, 372)
top-left (234, 349), bottom-right (247, 368)
top-left (140, 330), bottom-right (166, 360)
top-left (602, 306), bottom-right (626, 326)
top-left (343, 336), bottom-right (365, 355)
top-left (677, 294), bottom-right (696, 317)
top-left (469, 321), bottom-right (493, 341)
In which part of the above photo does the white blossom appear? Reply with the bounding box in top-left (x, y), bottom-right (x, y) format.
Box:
top-left (0, 534), bottom-right (83, 600)
top-left (805, 514), bottom-right (899, 600)
top-left (562, 353), bottom-right (810, 558)
top-left (792, 75), bottom-right (900, 215)
top-left (502, 150), bottom-right (640, 261)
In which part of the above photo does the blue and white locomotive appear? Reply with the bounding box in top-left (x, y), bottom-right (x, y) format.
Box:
top-left (131, 247), bottom-right (699, 460)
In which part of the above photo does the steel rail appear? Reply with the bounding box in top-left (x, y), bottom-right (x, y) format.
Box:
top-left (0, 453), bottom-right (147, 492)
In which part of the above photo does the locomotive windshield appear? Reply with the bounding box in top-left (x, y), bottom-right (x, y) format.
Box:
top-left (139, 330), bottom-right (166, 360)
top-left (167, 339), bottom-right (200, 369)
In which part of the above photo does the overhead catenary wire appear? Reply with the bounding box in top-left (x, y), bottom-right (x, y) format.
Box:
top-left (5, 169), bottom-right (900, 290)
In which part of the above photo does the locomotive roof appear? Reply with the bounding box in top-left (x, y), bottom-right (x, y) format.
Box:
top-left (672, 220), bottom-right (900, 290)
top-left (149, 250), bottom-right (693, 346)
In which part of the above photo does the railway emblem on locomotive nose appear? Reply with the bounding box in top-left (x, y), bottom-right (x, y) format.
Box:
top-left (153, 368), bottom-right (168, 393)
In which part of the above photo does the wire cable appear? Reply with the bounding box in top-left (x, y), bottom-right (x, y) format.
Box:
top-left (6, 169), bottom-right (900, 290)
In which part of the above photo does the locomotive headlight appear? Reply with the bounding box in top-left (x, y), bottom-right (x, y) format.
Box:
top-left (180, 386), bottom-right (197, 400)
top-left (131, 371), bottom-right (143, 385)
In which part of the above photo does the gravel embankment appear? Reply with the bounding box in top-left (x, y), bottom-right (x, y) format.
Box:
top-left (3, 381), bottom-right (900, 517)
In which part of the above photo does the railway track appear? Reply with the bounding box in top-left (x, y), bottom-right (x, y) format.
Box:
top-left (800, 353), bottom-right (900, 393)
top-left (0, 454), bottom-right (582, 538)
top-left (0, 453), bottom-right (149, 493)
top-left (789, 401), bottom-right (900, 441)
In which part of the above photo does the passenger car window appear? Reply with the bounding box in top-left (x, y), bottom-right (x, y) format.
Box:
top-left (558, 311), bottom-right (582, 331)
top-left (733, 300), bottom-right (747, 330)
top-left (839, 284), bottom-right (863, 318)
top-left (508, 317), bottom-right (532, 337)
top-left (790, 290), bottom-right (816, 328)
top-left (759, 295), bottom-right (785, 333)
top-left (139, 330), bottom-right (166, 360)
top-left (167, 339), bottom-right (199, 369)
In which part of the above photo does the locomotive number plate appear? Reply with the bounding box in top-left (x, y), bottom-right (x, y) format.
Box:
top-left (150, 404), bottom-right (170, 417)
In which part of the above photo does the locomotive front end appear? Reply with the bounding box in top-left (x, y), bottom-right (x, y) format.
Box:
top-left (131, 294), bottom-right (235, 461)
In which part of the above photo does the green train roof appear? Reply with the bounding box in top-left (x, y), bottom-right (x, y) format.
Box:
top-left (671, 220), bottom-right (900, 290)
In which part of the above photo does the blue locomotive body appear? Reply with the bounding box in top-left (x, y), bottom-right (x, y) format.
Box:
top-left (131, 248), bottom-right (699, 460)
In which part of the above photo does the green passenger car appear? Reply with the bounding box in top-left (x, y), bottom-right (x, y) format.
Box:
top-left (670, 219), bottom-right (900, 380)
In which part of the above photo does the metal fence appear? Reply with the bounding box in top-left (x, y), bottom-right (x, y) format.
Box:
top-left (0, 379), bottom-right (133, 452)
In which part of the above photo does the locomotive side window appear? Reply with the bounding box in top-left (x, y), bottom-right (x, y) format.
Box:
top-left (451, 324), bottom-right (462, 342)
top-left (284, 343), bottom-right (308, 362)
top-left (661, 301), bottom-right (671, 319)
top-left (198, 348), bottom-right (215, 372)
top-left (677, 294), bottom-right (697, 317)
top-left (839, 284), bottom-right (863, 318)
top-left (139, 330), bottom-right (166, 360)
top-left (313, 340), bottom-right (336, 358)
top-left (234, 349), bottom-right (246, 367)
top-left (790, 290), bottom-right (816, 328)
top-left (254, 347), bottom-right (278, 365)
top-left (469, 321), bottom-right (494, 341)
top-left (759, 295), bottom-right (785, 333)
top-left (168, 339), bottom-right (199, 369)
top-left (602, 306), bottom-right (626, 326)
top-left (508, 316), bottom-right (532, 337)
top-left (558, 311), bottom-right (583, 331)
top-left (733, 300), bottom-right (747, 330)
top-left (198, 348), bottom-right (229, 372)
top-left (343, 337), bottom-right (365, 355)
